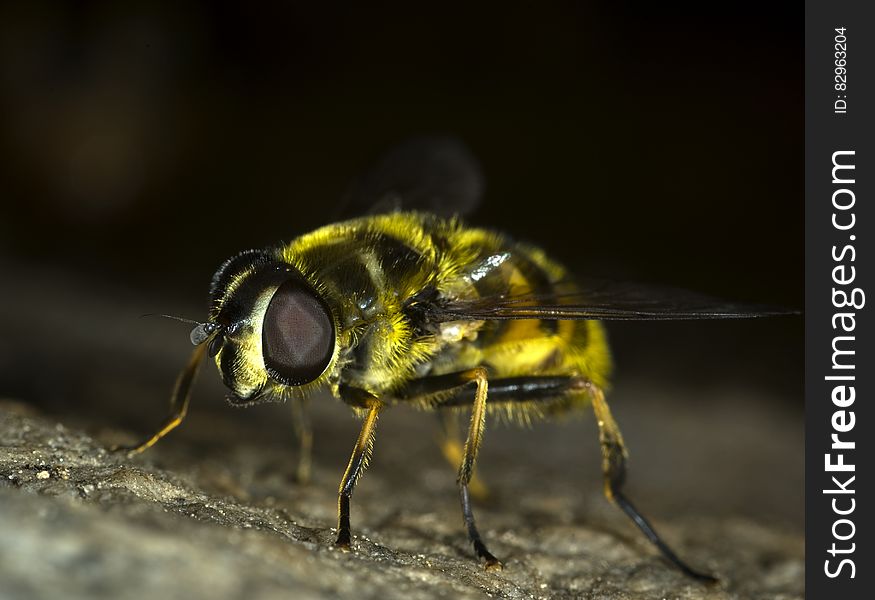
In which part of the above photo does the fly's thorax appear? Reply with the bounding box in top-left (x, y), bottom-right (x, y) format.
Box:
top-left (270, 214), bottom-right (450, 398)
top-left (205, 252), bottom-right (341, 405)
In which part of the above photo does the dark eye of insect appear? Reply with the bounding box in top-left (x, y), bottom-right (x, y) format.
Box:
top-left (262, 278), bottom-right (335, 385)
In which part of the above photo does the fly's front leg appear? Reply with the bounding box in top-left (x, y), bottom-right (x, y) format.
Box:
top-left (290, 396), bottom-right (313, 484)
top-left (113, 343), bottom-right (207, 456)
top-left (584, 380), bottom-right (717, 583)
top-left (335, 401), bottom-right (382, 549)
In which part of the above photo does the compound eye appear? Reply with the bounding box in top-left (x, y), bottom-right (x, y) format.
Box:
top-left (262, 279), bottom-right (335, 385)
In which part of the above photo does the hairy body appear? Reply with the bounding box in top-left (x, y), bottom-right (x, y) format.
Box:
top-left (213, 211), bottom-right (611, 417)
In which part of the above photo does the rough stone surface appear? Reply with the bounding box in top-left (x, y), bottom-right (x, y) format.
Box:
top-left (0, 383), bottom-right (802, 600)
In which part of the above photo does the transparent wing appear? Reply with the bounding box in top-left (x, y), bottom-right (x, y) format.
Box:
top-left (422, 279), bottom-right (799, 322)
top-left (335, 136), bottom-right (484, 220)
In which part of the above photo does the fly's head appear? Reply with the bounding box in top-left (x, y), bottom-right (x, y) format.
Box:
top-left (195, 249), bottom-right (338, 404)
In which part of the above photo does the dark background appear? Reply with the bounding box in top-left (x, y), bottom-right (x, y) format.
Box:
top-left (0, 0), bottom-right (801, 502)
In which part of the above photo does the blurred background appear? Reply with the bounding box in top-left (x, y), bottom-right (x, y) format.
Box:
top-left (0, 0), bottom-right (802, 530)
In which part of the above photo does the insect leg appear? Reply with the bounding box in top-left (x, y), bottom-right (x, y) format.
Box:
top-left (437, 412), bottom-right (490, 501)
top-left (432, 375), bottom-right (577, 407)
top-left (113, 343), bottom-right (207, 456)
top-left (335, 402), bottom-right (382, 549)
top-left (398, 368), bottom-right (502, 569)
top-left (587, 382), bottom-right (717, 583)
top-left (456, 367), bottom-right (502, 570)
top-left (428, 375), bottom-right (717, 582)
top-left (290, 396), bottom-right (313, 484)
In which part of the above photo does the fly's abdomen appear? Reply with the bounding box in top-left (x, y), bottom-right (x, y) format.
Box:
top-left (436, 231), bottom-right (613, 391)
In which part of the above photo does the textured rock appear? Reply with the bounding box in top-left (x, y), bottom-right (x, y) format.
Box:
top-left (0, 389), bottom-right (802, 600)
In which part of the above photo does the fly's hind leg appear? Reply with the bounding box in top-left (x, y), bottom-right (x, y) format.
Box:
top-left (398, 368), bottom-right (501, 570)
top-left (584, 381), bottom-right (717, 583)
top-left (457, 367), bottom-right (502, 570)
top-left (290, 396), bottom-right (313, 484)
top-left (112, 343), bottom-right (207, 456)
top-left (438, 412), bottom-right (491, 502)
top-left (427, 374), bottom-right (716, 582)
